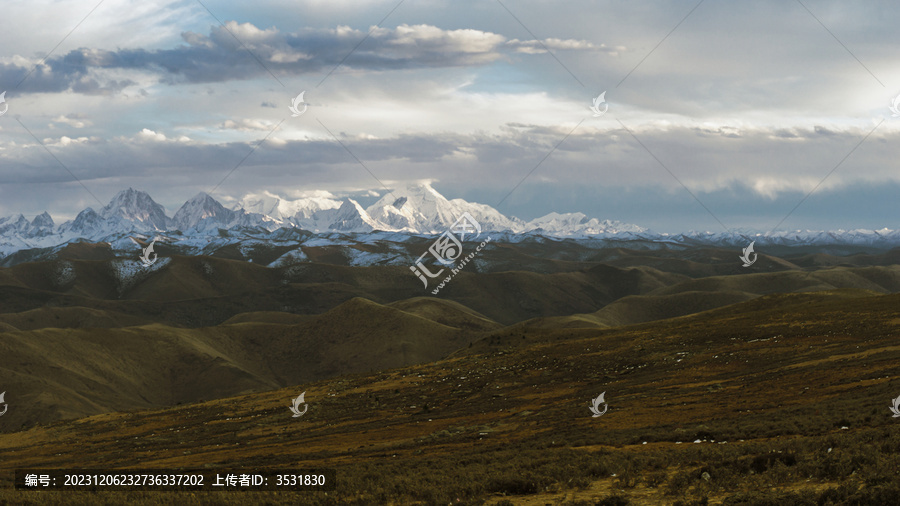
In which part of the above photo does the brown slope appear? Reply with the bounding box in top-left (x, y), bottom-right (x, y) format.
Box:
top-left (0, 258), bottom-right (118, 298)
top-left (588, 246), bottom-right (795, 277)
top-left (434, 264), bottom-right (689, 325)
top-left (0, 323), bottom-right (281, 427)
top-left (0, 256), bottom-right (694, 328)
top-left (55, 241), bottom-right (117, 261)
top-left (6, 254), bottom-right (892, 335)
top-left (524, 265), bottom-right (900, 332)
top-left (0, 306), bottom-right (151, 330)
top-left (222, 311), bottom-right (311, 325)
top-left (786, 247), bottom-right (900, 268)
top-left (387, 297), bottom-right (502, 332)
top-left (0, 297), bottom-right (488, 430)
top-left (299, 236), bottom-right (606, 274)
top-left (3, 290), bottom-right (900, 504)
top-left (585, 289), bottom-right (757, 327)
top-left (256, 297), bottom-right (482, 382)
top-left (509, 264), bottom-right (900, 332)
top-left (119, 256), bottom-right (283, 301)
top-left (0, 256), bottom-right (284, 301)
top-left (813, 264), bottom-right (900, 291)
top-left (650, 265), bottom-right (900, 297)
top-left (515, 289), bottom-right (758, 330)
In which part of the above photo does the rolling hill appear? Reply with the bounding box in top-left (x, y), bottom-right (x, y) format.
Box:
top-left (0, 296), bottom-right (494, 429)
top-left (3, 248), bottom-right (900, 436)
top-left (2, 289), bottom-right (900, 504)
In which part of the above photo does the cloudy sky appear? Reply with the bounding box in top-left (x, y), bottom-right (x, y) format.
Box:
top-left (0, 0), bottom-right (898, 233)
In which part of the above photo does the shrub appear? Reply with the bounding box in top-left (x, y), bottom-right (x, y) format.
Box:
top-left (596, 495), bottom-right (630, 506)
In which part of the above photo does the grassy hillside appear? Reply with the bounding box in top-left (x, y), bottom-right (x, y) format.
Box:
top-left (0, 297), bottom-right (487, 429)
top-left (3, 290), bottom-right (900, 504)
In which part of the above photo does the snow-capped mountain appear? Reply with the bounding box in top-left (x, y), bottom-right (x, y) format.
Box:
top-left (56, 208), bottom-right (108, 238)
top-left (328, 199), bottom-right (389, 232)
top-left (100, 187), bottom-right (171, 231)
top-left (367, 182), bottom-right (523, 233)
top-left (3, 183), bottom-right (900, 265)
top-left (173, 192), bottom-right (238, 230)
top-left (524, 212), bottom-right (647, 236)
top-left (53, 188), bottom-right (172, 240)
top-left (31, 212), bottom-right (55, 233)
top-left (0, 213), bottom-right (54, 238)
top-left (236, 190), bottom-right (342, 223)
top-left (364, 182), bottom-right (643, 235)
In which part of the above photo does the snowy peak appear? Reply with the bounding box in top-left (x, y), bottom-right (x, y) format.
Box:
top-left (328, 199), bottom-right (388, 232)
top-left (234, 191), bottom-right (282, 218)
top-left (26, 211), bottom-right (55, 237)
top-left (2, 183), bottom-right (652, 255)
top-left (173, 192), bottom-right (235, 230)
top-left (100, 188), bottom-right (170, 231)
top-left (366, 181), bottom-right (450, 231)
top-left (365, 181), bottom-right (521, 233)
top-left (59, 207), bottom-right (104, 237)
top-left (0, 214), bottom-right (30, 235)
top-left (32, 212), bottom-right (54, 229)
top-left (7, 183), bottom-right (900, 265)
top-left (525, 212), bottom-right (647, 235)
top-left (236, 191), bottom-right (342, 222)
top-left (529, 212), bottom-right (590, 226)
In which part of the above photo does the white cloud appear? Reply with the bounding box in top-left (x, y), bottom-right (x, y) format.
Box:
top-left (506, 38), bottom-right (625, 55)
top-left (137, 129), bottom-right (168, 142)
top-left (51, 115), bottom-right (91, 129)
top-left (221, 119), bottom-right (276, 131)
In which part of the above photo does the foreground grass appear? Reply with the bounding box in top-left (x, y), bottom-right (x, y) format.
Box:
top-left (4, 425), bottom-right (900, 505)
top-left (4, 291), bottom-right (900, 504)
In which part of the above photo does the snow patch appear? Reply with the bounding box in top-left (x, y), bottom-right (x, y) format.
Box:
top-left (53, 260), bottom-right (76, 288)
top-left (109, 257), bottom-right (171, 295)
top-left (268, 248), bottom-right (309, 267)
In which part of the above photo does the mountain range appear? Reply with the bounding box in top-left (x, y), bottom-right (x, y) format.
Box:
top-left (2, 182), bottom-right (900, 264)
top-left (1, 183), bottom-right (641, 239)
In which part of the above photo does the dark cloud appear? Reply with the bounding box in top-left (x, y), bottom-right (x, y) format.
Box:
top-left (773, 129), bottom-right (800, 139)
top-left (1, 22), bottom-right (608, 94)
top-left (3, 122), bottom-right (895, 194)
